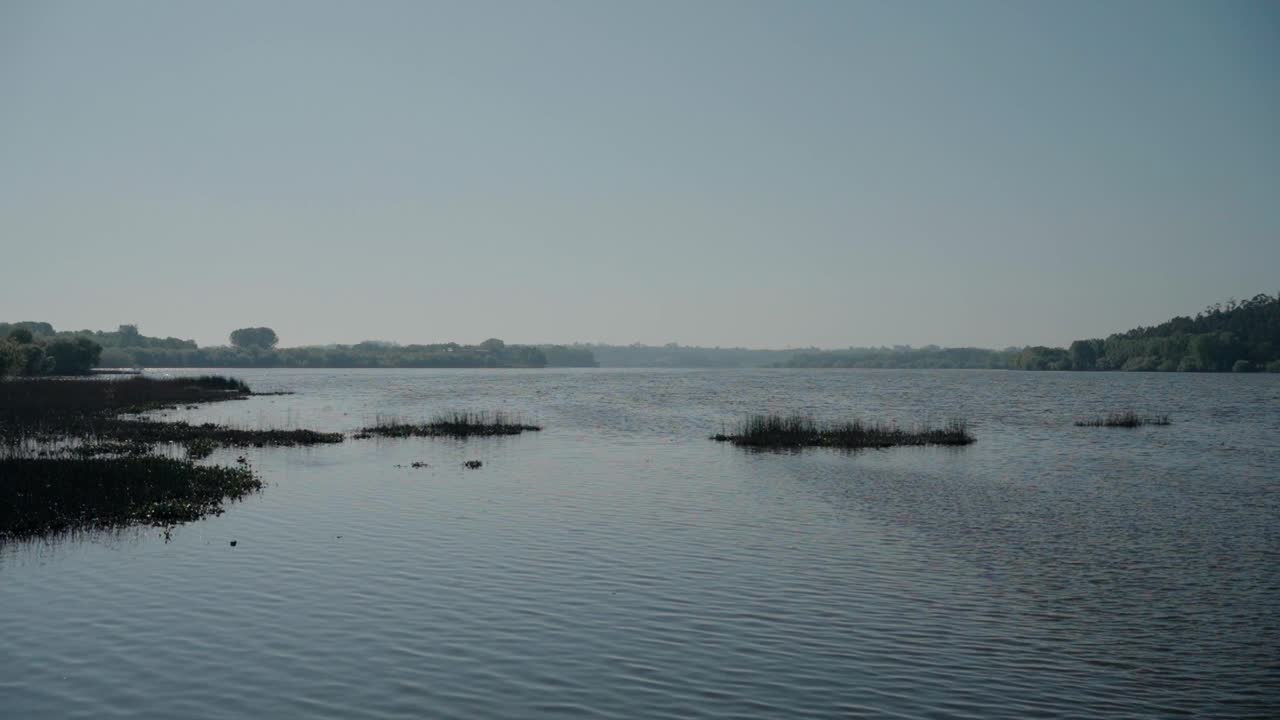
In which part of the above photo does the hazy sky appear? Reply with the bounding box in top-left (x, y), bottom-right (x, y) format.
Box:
top-left (2, 1), bottom-right (1277, 349)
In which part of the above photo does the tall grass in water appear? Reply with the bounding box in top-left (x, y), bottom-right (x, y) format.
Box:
top-left (82, 419), bottom-right (345, 447)
top-left (1075, 411), bottom-right (1171, 428)
top-left (2, 374), bottom-right (340, 469)
top-left (0, 457), bottom-right (261, 541)
top-left (358, 411), bottom-right (541, 438)
top-left (0, 375), bottom-right (250, 417)
top-left (712, 414), bottom-right (974, 449)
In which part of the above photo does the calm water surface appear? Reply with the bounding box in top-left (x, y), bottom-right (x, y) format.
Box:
top-left (3, 369), bottom-right (1278, 718)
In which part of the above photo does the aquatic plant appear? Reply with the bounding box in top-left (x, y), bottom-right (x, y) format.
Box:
top-left (185, 437), bottom-right (218, 459)
top-left (6, 417), bottom-right (343, 449)
top-left (70, 440), bottom-right (154, 458)
top-left (104, 419), bottom-right (343, 447)
top-left (358, 411), bottom-right (541, 438)
top-left (711, 414), bottom-right (974, 449)
top-left (0, 457), bottom-right (261, 540)
top-left (0, 375), bottom-right (250, 420)
top-left (1074, 411), bottom-right (1171, 428)
top-left (1, 373), bottom-right (341, 493)
top-left (0, 373), bottom-right (336, 542)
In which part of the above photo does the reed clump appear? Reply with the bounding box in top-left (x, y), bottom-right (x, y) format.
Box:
top-left (0, 375), bottom-right (250, 416)
top-left (92, 419), bottom-right (345, 448)
top-left (70, 440), bottom-right (155, 458)
top-left (358, 411), bottom-right (541, 439)
top-left (0, 457), bottom-right (261, 540)
top-left (5, 418), bottom-right (344, 453)
top-left (1074, 411), bottom-right (1171, 428)
top-left (711, 414), bottom-right (975, 449)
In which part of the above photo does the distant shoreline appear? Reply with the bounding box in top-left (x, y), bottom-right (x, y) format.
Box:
top-left (5, 292), bottom-right (1278, 376)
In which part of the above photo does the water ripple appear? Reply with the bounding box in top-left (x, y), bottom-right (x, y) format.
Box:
top-left (2, 369), bottom-right (1278, 718)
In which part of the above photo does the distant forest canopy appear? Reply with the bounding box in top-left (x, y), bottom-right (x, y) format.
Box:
top-left (3, 293), bottom-right (1278, 373)
top-left (584, 344), bottom-right (804, 368)
top-left (1017, 292), bottom-right (1280, 372)
top-left (779, 345), bottom-right (1017, 370)
top-left (0, 323), bottom-right (594, 371)
top-left (578, 342), bottom-right (1018, 369)
top-left (782, 292), bottom-right (1280, 372)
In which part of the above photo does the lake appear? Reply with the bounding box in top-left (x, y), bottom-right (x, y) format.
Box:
top-left (3, 368), bottom-right (1278, 718)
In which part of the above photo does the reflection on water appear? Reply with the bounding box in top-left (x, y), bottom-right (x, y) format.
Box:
top-left (3, 369), bottom-right (1278, 718)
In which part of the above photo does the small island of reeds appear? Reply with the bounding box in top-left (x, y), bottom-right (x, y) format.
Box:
top-left (1074, 410), bottom-right (1171, 428)
top-left (711, 414), bottom-right (975, 450)
top-left (357, 411), bottom-right (542, 439)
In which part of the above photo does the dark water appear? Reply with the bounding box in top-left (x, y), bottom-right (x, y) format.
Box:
top-left (3, 369), bottom-right (1278, 718)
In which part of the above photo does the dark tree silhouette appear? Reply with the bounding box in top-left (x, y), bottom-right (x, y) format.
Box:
top-left (44, 337), bottom-right (103, 375)
top-left (230, 327), bottom-right (279, 350)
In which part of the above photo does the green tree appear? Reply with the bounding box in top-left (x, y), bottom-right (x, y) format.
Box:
top-left (1, 321), bottom-right (55, 337)
top-left (230, 327), bottom-right (279, 350)
top-left (1068, 339), bottom-right (1101, 370)
top-left (1014, 346), bottom-right (1070, 371)
top-left (1188, 334), bottom-right (1219, 371)
top-left (118, 324), bottom-right (142, 346)
top-left (45, 337), bottom-right (103, 375)
top-left (7, 328), bottom-right (33, 345)
top-left (0, 340), bottom-right (20, 377)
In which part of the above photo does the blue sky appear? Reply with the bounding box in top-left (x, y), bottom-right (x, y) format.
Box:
top-left (2, 0), bottom-right (1276, 348)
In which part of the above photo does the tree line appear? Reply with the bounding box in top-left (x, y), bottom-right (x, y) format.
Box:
top-left (0, 323), bottom-right (597, 371)
top-left (780, 345), bottom-right (1015, 370)
top-left (0, 324), bottom-right (103, 377)
top-left (5, 293), bottom-right (1277, 374)
top-left (781, 292), bottom-right (1280, 372)
top-left (1014, 293), bottom-right (1280, 372)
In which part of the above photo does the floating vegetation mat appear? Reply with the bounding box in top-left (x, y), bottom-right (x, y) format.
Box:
top-left (4, 419), bottom-right (344, 460)
top-left (0, 457), bottom-right (261, 541)
top-left (0, 373), bottom-right (339, 541)
top-left (358, 411), bottom-right (541, 439)
top-left (91, 419), bottom-right (345, 448)
top-left (711, 414), bottom-right (975, 449)
top-left (1074, 411), bottom-right (1171, 428)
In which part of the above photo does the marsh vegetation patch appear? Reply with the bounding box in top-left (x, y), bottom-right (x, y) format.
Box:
top-left (0, 457), bottom-right (261, 541)
top-left (1074, 410), bottom-right (1171, 428)
top-left (358, 411), bottom-right (541, 439)
top-left (712, 414), bottom-right (975, 449)
top-left (0, 374), bottom-right (333, 541)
